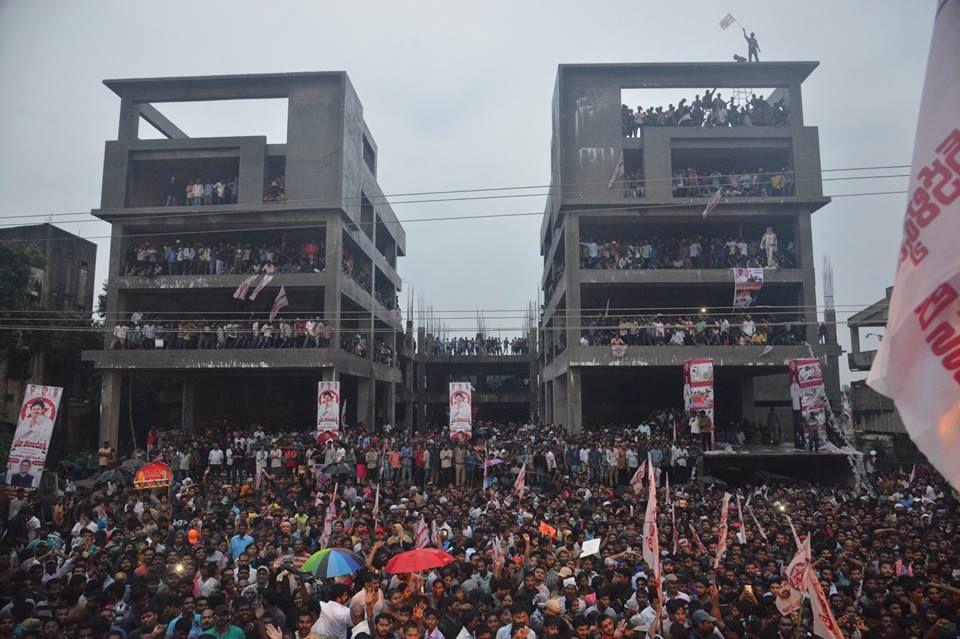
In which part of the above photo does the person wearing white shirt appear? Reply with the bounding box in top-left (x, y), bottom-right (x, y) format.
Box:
top-left (207, 447), bottom-right (224, 476)
top-left (741, 316), bottom-right (756, 338)
top-left (311, 585), bottom-right (354, 639)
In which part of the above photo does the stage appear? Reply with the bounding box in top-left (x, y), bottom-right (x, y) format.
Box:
top-left (699, 443), bottom-right (857, 485)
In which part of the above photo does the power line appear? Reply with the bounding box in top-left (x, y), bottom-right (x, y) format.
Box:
top-left (0, 163), bottom-right (911, 227)
top-left (0, 189), bottom-right (910, 244)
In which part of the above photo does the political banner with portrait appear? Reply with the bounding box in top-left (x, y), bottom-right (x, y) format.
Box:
top-left (6, 385), bottom-right (62, 491)
top-left (732, 267), bottom-right (764, 308)
top-left (316, 382), bottom-right (341, 442)
top-left (683, 359), bottom-right (714, 424)
top-left (789, 359), bottom-right (828, 447)
top-left (449, 382), bottom-right (473, 441)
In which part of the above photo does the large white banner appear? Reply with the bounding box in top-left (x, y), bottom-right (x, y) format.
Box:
top-left (6, 385), bottom-right (62, 491)
top-left (449, 382), bottom-right (472, 441)
top-left (868, 0), bottom-right (960, 490)
top-left (316, 382), bottom-right (341, 442)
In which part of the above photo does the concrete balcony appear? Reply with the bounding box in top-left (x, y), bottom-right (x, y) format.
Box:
top-left (111, 272), bottom-right (329, 290)
top-left (413, 353), bottom-right (535, 364)
top-left (848, 350), bottom-right (876, 372)
top-left (578, 268), bottom-right (804, 286)
top-left (82, 347), bottom-right (402, 382)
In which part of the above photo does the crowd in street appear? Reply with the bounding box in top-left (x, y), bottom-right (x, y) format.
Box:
top-left (579, 235), bottom-right (796, 270)
top-left (622, 92), bottom-right (790, 135)
top-left (580, 314), bottom-right (807, 347)
top-left (1, 414), bottom-right (953, 639)
top-left (421, 336), bottom-right (531, 357)
top-left (671, 168), bottom-right (795, 199)
top-left (123, 240), bottom-right (326, 278)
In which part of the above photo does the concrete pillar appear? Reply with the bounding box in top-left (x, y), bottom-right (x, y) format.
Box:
top-left (99, 371), bottom-right (122, 448)
top-left (238, 141), bottom-right (266, 206)
top-left (386, 382), bottom-right (397, 429)
top-left (357, 377), bottom-right (373, 429)
top-left (324, 215), bottom-right (342, 349)
top-left (554, 373), bottom-right (568, 432)
top-left (117, 98), bottom-right (140, 141)
top-left (563, 214), bottom-right (582, 351)
top-left (181, 378), bottom-right (196, 431)
top-left (567, 367), bottom-right (583, 433)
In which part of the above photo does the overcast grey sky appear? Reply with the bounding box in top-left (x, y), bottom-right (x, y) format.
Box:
top-left (0, 1), bottom-right (935, 381)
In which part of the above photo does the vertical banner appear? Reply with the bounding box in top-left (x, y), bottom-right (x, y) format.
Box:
top-left (732, 267), bottom-right (763, 308)
top-left (449, 382), bottom-right (472, 441)
top-left (6, 385), bottom-right (62, 491)
top-left (788, 359), bottom-right (828, 448)
top-left (316, 382), bottom-right (341, 442)
top-left (683, 359), bottom-right (715, 442)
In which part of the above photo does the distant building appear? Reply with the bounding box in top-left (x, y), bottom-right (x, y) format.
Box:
top-left (0, 223), bottom-right (97, 435)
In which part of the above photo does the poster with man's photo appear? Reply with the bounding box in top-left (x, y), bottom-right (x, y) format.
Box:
top-left (316, 381), bottom-right (341, 441)
top-left (449, 382), bottom-right (473, 441)
top-left (789, 359), bottom-right (829, 448)
top-left (6, 385), bottom-right (62, 491)
top-left (732, 267), bottom-right (764, 308)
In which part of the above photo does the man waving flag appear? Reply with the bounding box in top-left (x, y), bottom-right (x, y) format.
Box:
top-left (868, 0), bottom-right (960, 491)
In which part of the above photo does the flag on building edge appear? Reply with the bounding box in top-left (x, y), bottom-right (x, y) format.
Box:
top-left (248, 273), bottom-right (274, 301)
top-left (232, 275), bottom-right (258, 300)
top-left (608, 152), bottom-right (625, 189)
top-left (866, 0), bottom-right (960, 491)
top-left (269, 286), bottom-right (289, 321)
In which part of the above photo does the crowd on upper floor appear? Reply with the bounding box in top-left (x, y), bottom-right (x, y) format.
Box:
top-left (162, 176), bottom-right (239, 207)
top-left (124, 239), bottom-right (326, 277)
top-left (580, 313), bottom-right (808, 347)
top-left (421, 335), bottom-right (530, 357)
top-left (622, 91), bottom-right (790, 135)
top-left (672, 167), bottom-right (795, 199)
top-left (579, 234), bottom-right (796, 270)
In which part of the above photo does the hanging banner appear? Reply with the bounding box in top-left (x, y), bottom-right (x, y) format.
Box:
top-left (683, 359), bottom-right (715, 440)
top-left (449, 382), bottom-right (472, 441)
top-left (6, 385), bottom-right (62, 491)
top-left (732, 267), bottom-right (764, 308)
top-left (316, 382), bottom-right (341, 442)
top-left (788, 359), bottom-right (828, 448)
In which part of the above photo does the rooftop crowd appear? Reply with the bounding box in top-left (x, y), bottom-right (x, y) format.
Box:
top-left (124, 240), bottom-right (326, 278)
top-left (579, 235), bottom-right (796, 270)
top-left (421, 336), bottom-right (530, 357)
top-left (1, 413), bottom-right (953, 639)
top-left (622, 92), bottom-right (790, 135)
top-left (580, 314), bottom-right (807, 347)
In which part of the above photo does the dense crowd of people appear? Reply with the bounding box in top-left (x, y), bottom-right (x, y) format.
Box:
top-left (124, 240), bottom-right (326, 277)
top-left (421, 336), bottom-right (531, 357)
top-left (1, 414), bottom-right (953, 639)
top-left (264, 177), bottom-right (287, 203)
top-left (162, 176), bottom-right (240, 207)
top-left (671, 168), bottom-right (794, 199)
top-left (580, 314), bottom-right (807, 347)
top-left (622, 92), bottom-right (790, 135)
top-left (111, 316), bottom-right (334, 351)
top-left (579, 235), bottom-right (796, 270)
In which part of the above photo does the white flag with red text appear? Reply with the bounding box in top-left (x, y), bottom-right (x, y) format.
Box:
top-left (269, 286), bottom-right (289, 321)
top-left (867, 0), bottom-right (960, 491)
top-left (713, 492), bottom-right (732, 569)
top-left (807, 567), bottom-right (844, 639)
top-left (514, 462), bottom-right (526, 497)
top-left (641, 455), bottom-right (660, 584)
top-left (248, 274), bottom-right (274, 301)
top-left (415, 517), bottom-right (430, 549)
top-left (630, 460), bottom-right (646, 495)
top-left (232, 275), bottom-right (259, 301)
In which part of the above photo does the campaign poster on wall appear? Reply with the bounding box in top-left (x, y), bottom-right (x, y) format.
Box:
top-left (6, 385), bottom-right (62, 491)
top-left (732, 267), bottom-right (764, 308)
top-left (449, 382), bottom-right (473, 441)
top-left (788, 359), bottom-right (828, 447)
top-left (316, 382), bottom-right (341, 442)
top-left (683, 359), bottom-right (715, 430)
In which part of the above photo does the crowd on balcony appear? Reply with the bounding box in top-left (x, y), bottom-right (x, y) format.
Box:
top-left (422, 334), bottom-right (530, 356)
top-left (339, 333), bottom-right (396, 365)
top-left (124, 239), bottom-right (326, 277)
top-left (672, 167), bottom-right (795, 198)
top-left (579, 233), bottom-right (797, 270)
top-left (580, 313), bottom-right (807, 347)
top-left (162, 176), bottom-right (239, 206)
top-left (622, 91), bottom-right (790, 135)
top-left (110, 314), bottom-right (334, 350)
top-left (342, 250), bottom-right (372, 290)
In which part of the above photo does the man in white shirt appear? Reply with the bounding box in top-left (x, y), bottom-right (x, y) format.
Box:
top-left (207, 446), bottom-right (224, 476)
top-left (312, 584), bottom-right (354, 639)
top-left (741, 316), bottom-right (756, 339)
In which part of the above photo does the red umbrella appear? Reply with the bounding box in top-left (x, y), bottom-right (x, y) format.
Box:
top-left (385, 548), bottom-right (454, 574)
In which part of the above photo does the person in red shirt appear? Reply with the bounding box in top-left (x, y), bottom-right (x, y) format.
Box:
top-left (283, 448), bottom-right (299, 476)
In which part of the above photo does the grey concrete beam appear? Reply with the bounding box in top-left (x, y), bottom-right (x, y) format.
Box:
top-left (577, 268), bottom-right (805, 287)
top-left (564, 343), bottom-right (841, 368)
top-left (138, 103), bottom-right (189, 139)
top-left (110, 272), bottom-right (331, 291)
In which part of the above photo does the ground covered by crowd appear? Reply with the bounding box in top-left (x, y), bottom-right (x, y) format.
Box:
top-left (0, 422), bottom-right (955, 639)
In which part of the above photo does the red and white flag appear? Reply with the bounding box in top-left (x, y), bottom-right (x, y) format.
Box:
top-left (269, 286), bottom-right (289, 321)
top-left (248, 274), bottom-right (274, 301)
top-left (318, 483), bottom-right (338, 548)
top-left (514, 462), bottom-right (527, 497)
top-left (807, 567), bottom-right (844, 639)
top-left (735, 492), bottom-right (747, 545)
top-left (232, 275), bottom-right (258, 300)
top-left (415, 516), bottom-right (430, 549)
top-left (372, 481), bottom-right (382, 531)
top-left (713, 492), bottom-right (732, 569)
top-left (630, 460), bottom-right (646, 495)
top-left (719, 13), bottom-right (736, 29)
top-left (702, 189), bottom-right (723, 219)
top-left (608, 152), bottom-right (625, 189)
top-left (641, 454), bottom-right (660, 584)
top-left (867, 0), bottom-right (960, 491)
top-left (779, 536), bottom-right (810, 617)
